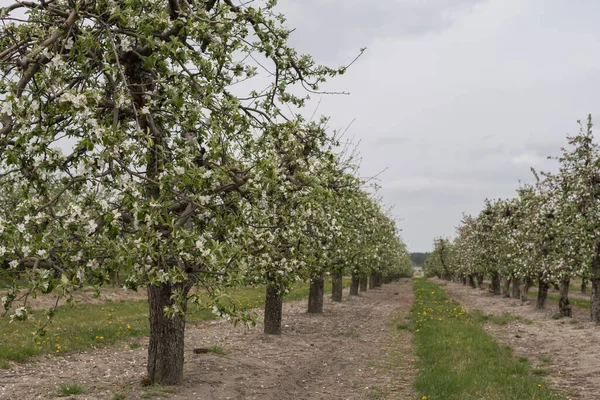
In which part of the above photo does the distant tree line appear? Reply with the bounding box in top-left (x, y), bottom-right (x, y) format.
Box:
top-left (410, 252), bottom-right (431, 266)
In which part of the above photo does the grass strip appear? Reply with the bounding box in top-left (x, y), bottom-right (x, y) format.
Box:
top-left (529, 291), bottom-right (590, 310)
top-left (0, 278), bottom-right (349, 366)
top-left (412, 278), bottom-right (564, 400)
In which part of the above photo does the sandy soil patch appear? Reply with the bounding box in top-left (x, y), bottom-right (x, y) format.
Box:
top-left (0, 281), bottom-right (416, 400)
top-left (433, 278), bottom-right (600, 400)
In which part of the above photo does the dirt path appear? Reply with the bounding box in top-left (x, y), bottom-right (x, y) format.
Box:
top-left (433, 278), bottom-right (600, 400)
top-left (0, 280), bottom-right (416, 400)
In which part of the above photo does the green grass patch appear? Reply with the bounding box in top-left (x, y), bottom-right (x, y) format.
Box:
top-left (533, 368), bottom-right (551, 376)
top-left (365, 386), bottom-right (386, 399)
top-left (129, 341), bottom-right (141, 350)
top-left (336, 331), bottom-right (360, 338)
top-left (58, 382), bottom-right (85, 396)
top-left (140, 386), bottom-right (177, 399)
top-left (546, 293), bottom-right (590, 310)
top-left (207, 344), bottom-right (224, 355)
top-left (411, 279), bottom-right (564, 400)
top-left (526, 290), bottom-right (591, 310)
top-left (111, 392), bottom-right (127, 400)
top-left (0, 279), bottom-right (349, 365)
top-left (469, 310), bottom-right (533, 326)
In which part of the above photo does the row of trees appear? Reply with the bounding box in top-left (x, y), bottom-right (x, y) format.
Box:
top-left (425, 116), bottom-right (600, 322)
top-left (0, 0), bottom-right (411, 386)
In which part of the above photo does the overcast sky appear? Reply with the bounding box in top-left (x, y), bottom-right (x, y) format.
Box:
top-left (274, 0), bottom-right (600, 252)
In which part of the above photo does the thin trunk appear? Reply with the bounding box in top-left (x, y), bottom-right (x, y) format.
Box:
top-left (359, 275), bottom-right (368, 292)
top-left (147, 283), bottom-right (188, 385)
top-left (502, 277), bottom-right (511, 298)
top-left (476, 273), bottom-right (484, 289)
top-left (374, 272), bottom-right (383, 288)
top-left (350, 273), bottom-right (359, 296)
top-left (558, 276), bottom-right (572, 318)
top-left (491, 272), bottom-right (501, 295)
top-left (582, 279), bottom-right (588, 294)
top-left (591, 245), bottom-right (600, 323)
top-left (369, 272), bottom-right (376, 290)
top-left (332, 271), bottom-right (343, 302)
top-left (520, 277), bottom-right (532, 303)
top-left (512, 278), bottom-right (521, 299)
top-left (110, 269), bottom-right (120, 285)
top-left (461, 275), bottom-right (467, 285)
top-left (468, 275), bottom-right (476, 288)
top-left (307, 276), bottom-right (324, 314)
top-left (536, 279), bottom-right (548, 310)
top-left (264, 286), bottom-right (283, 334)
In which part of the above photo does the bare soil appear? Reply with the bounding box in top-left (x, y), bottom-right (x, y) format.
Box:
top-left (0, 280), bottom-right (416, 400)
top-left (433, 278), bottom-right (600, 400)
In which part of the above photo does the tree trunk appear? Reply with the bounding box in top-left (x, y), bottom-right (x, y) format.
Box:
top-left (461, 275), bottom-right (467, 285)
top-left (520, 277), bottom-right (532, 303)
top-left (359, 275), bottom-right (368, 292)
top-left (332, 271), bottom-right (343, 302)
top-left (110, 269), bottom-right (120, 285)
top-left (468, 275), bottom-right (476, 288)
top-left (350, 273), bottom-right (359, 296)
top-left (369, 272), bottom-right (376, 289)
top-left (264, 286), bottom-right (283, 334)
top-left (582, 279), bottom-right (588, 294)
top-left (502, 277), bottom-right (511, 298)
top-left (374, 272), bottom-right (383, 288)
top-left (147, 283), bottom-right (188, 385)
top-left (591, 246), bottom-right (600, 323)
top-left (512, 278), bottom-right (520, 299)
top-left (558, 276), bottom-right (572, 318)
top-left (476, 273), bottom-right (484, 289)
top-left (491, 272), bottom-right (501, 295)
top-left (536, 279), bottom-right (548, 310)
top-left (307, 276), bottom-right (324, 314)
